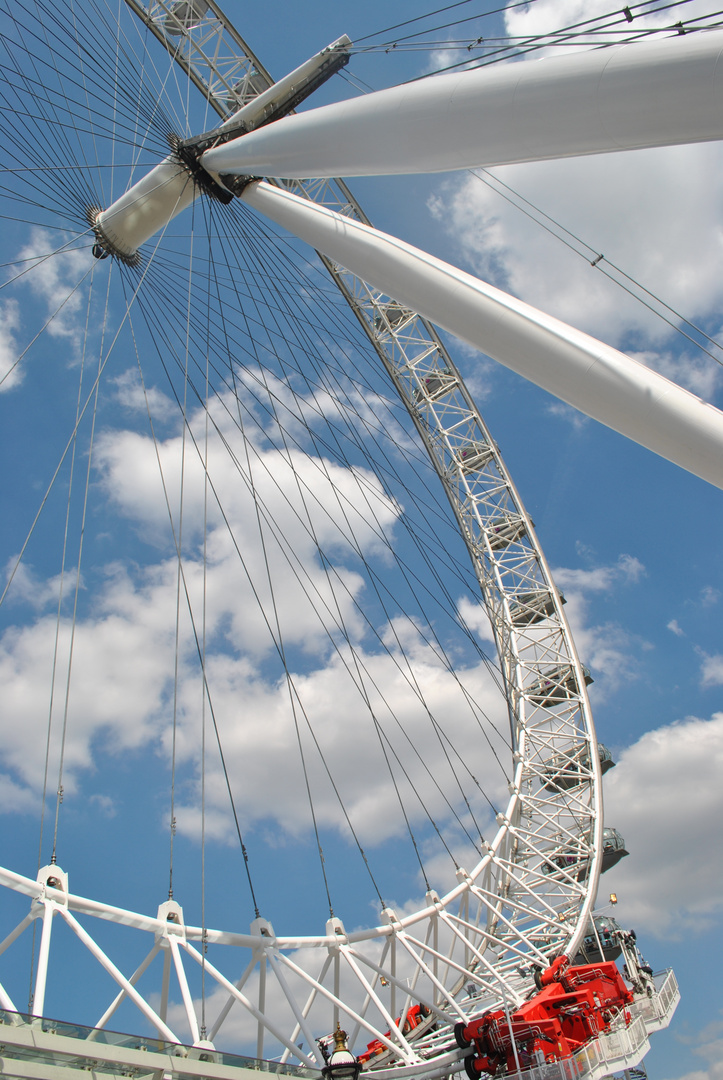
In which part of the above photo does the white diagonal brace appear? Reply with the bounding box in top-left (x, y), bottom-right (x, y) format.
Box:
top-left (336, 945), bottom-right (416, 1061)
top-left (208, 952), bottom-right (257, 1041)
top-left (0, 912), bottom-right (34, 959)
top-left (240, 180), bottom-right (723, 490)
top-left (203, 31), bottom-right (723, 178)
top-left (180, 940), bottom-right (317, 1069)
top-left (92, 942), bottom-right (161, 1033)
top-left (0, 974), bottom-right (18, 1014)
top-left (265, 949), bottom-right (320, 1065)
top-left (57, 907), bottom-right (180, 1043)
top-left (280, 952), bottom-right (332, 1065)
top-left (381, 930), bottom-right (467, 1022)
top-left (273, 948), bottom-right (414, 1060)
top-left (168, 934), bottom-right (200, 1044)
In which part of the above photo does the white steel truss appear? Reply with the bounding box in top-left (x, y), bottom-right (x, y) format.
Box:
top-left (0, 0), bottom-right (670, 1075)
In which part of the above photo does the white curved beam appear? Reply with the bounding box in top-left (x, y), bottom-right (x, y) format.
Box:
top-left (202, 30), bottom-right (723, 179)
top-left (241, 181), bottom-right (723, 489)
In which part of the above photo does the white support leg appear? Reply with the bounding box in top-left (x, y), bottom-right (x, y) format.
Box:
top-left (58, 908), bottom-right (180, 1044)
top-left (160, 947), bottom-right (171, 1024)
top-left (180, 940), bottom-right (318, 1069)
top-left (240, 180), bottom-right (723, 490)
top-left (208, 953), bottom-right (257, 1042)
top-left (256, 954), bottom-right (266, 1062)
top-left (92, 943), bottom-right (161, 1034)
top-left (32, 903), bottom-right (54, 1018)
top-left (168, 935), bottom-right (200, 1045)
top-left (202, 30), bottom-right (723, 179)
top-left (266, 950), bottom-right (321, 1065)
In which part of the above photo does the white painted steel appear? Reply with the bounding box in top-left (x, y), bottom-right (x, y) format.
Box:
top-left (202, 30), bottom-right (723, 179)
top-left (216, 35), bottom-right (350, 134)
top-left (93, 157), bottom-right (196, 260)
top-left (31, 903), bottom-right (53, 1018)
top-left (0, 1), bottom-right (683, 1073)
top-left (241, 180), bottom-right (723, 490)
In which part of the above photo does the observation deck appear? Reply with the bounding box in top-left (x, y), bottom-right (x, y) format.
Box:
top-left (0, 970), bottom-right (678, 1080)
top-left (0, 1009), bottom-right (312, 1080)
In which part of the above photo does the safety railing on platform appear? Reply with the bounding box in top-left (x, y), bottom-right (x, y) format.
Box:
top-left (0, 1008), bottom-right (314, 1079)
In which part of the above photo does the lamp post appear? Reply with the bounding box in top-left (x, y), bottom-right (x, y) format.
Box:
top-left (321, 1024), bottom-right (362, 1080)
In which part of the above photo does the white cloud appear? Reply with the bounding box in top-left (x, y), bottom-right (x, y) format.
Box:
top-left (548, 555), bottom-right (649, 693)
top-left (0, 773), bottom-right (37, 814)
top-left (546, 401), bottom-right (589, 430)
top-left (430, 141), bottom-right (723, 363)
top-left (699, 653), bottom-right (723, 687)
top-left (661, 1013), bottom-right (723, 1080)
top-left (0, 299), bottom-right (21, 391)
top-left (553, 554), bottom-right (645, 593)
top-left (16, 230), bottom-right (90, 345)
top-left (504, 0), bottom-right (718, 43)
top-left (3, 559), bottom-right (81, 611)
top-left (667, 619), bottom-right (684, 637)
top-left (171, 635), bottom-right (508, 847)
top-left (0, 412), bottom-right (510, 855)
top-left (603, 712), bottom-right (723, 937)
top-left (111, 368), bottom-right (177, 423)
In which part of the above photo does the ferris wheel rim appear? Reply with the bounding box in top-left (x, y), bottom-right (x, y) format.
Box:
top-left (0, 0), bottom-right (617, 1066)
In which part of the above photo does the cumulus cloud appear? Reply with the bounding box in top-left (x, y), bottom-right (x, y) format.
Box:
top-left (603, 712), bottom-right (723, 937)
top-left (551, 555), bottom-right (649, 693)
top-left (425, 2), bottom-right (723, 411)
top-left (662, 1013), bottom-right (723, 1080)
top-left (429, 142), bottom-right (723, 365)
top-left (3, 560), bottom-right (81, 611)
top-left (504, 0), bottom-right (718, 44)
top-left (0, 407), bottom-right (509, 860)
top-left (699, 653), bottom-right (723, 687)
top-left (0, 300), bottom-right (21, 391)
top-left (172, 635), bottom-right (508, 848)
top-left (111, 367), bottom-right (177, 423)
top-left (15, 230), bottom-right (91, 345)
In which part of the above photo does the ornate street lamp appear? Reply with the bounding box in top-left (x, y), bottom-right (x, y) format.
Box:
top-left (321, 1024), bottom-right (362, 1080)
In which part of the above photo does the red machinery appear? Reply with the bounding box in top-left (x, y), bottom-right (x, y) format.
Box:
top-left (359, 1004), bottom-right (432, 1063)
top-left (455, 955), bottom-right (633, 1076)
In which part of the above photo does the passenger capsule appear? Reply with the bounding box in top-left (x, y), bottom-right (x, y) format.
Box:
top-left (601, 826), bottom-right (629, 872)
top-left (225, 70), bottom-right (269, 115)
top-left (413, 369), bottom-right (457, 402)
top-left (454, 441), bottom-right (494, 473)
top-left (165, 0), bottom-right (209, 34)
top-left (572, 915), bottom-right (623, 965)
top-left (487, 515), bottom-right (527, 550)
top-left (509, 589), bottom-right (564, 626)
top-left (374, 303), bottom-right (410, 333)
top-left (526, 664), bottom-right (593, 706)
top-left (542, 742), bottom-right (615, 791)
top-left (541, 826), bottom-right (627, 881)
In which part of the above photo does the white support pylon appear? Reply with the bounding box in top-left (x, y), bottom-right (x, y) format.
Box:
top-left (202, 30), bottom-right (723, 179)
top-left (239, 180), bottom-right (723, 490)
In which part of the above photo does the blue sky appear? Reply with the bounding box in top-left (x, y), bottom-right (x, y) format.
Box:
top-left (0, 0), bottom-right (722, 1077)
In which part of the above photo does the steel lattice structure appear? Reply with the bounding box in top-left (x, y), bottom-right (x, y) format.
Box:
top-left (0, 0), bottom-right (687, 1077)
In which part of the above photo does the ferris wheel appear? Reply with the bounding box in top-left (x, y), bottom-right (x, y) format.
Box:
top-left (0, 0), bottom-right (706, 1077)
